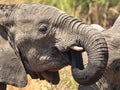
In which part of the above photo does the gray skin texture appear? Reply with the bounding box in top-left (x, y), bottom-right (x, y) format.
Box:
top-left (0, 3), bottom-right (108, 90)
top-left (78, 16), bottom-right (120, 90)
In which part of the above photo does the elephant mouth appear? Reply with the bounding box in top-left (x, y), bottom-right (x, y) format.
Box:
top-left (42, 46), bottom-right (84, 72)
top-left (21, 44), bottom-right (85, 84)
top-left (40, 46), bottom-right (84, 84)
top-left (30, 46), bottom-right (84, 84)
top-left (40, 71), bottom-right (60, 84)
top-left (28, 70), bottom-right (60, 84)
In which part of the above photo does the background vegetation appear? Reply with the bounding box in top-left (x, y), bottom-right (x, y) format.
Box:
top-left (0, 0), bottom-right (119, 90)
top-left (1, 0), bottom-right (120, 28)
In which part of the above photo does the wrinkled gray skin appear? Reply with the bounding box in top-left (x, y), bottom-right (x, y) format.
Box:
top-left (79, 16), bottom-right (120, 90)
top-left (0, 3), bottom-right (108, 90)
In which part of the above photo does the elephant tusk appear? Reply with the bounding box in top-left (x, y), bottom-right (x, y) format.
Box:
top-left (70, 46), bottom-right (83, 51)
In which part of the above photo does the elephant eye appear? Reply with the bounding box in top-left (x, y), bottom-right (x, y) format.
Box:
top-left (39, 24), bottom-right (48, 34)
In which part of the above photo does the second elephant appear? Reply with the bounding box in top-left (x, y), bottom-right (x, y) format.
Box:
top-left (79, 16), bottom-right (120, 90)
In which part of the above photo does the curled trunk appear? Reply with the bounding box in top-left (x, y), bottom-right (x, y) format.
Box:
top-left (58, 14), bottom-right (108, 85)
top-left (72, 26), bottom-right (108, 85)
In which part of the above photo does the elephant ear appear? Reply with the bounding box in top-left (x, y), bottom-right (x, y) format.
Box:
top-left (0, 25), bottom-right (27, 87)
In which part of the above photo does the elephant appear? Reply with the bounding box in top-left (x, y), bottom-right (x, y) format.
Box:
top-left (0, 3), bottom-right (108, 90)
top-left (78, 16), bottom-right (120, 90)
top-left (91, 24), bottom-right (105, 32)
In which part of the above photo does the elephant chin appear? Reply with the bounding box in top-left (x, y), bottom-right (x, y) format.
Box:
top-left (40, 71), bottom-right (60, 84)
top-left (41, 49), bottom-right (84, 85)
top-left (29, 70), bottom-right (60, 85)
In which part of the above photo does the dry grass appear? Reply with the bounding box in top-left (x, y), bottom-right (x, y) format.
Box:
top-left (7, 66), bottom-right (78, 90)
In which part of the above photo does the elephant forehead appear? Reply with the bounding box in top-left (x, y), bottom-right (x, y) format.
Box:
top-left (13, 4), bottom-right (63, 24)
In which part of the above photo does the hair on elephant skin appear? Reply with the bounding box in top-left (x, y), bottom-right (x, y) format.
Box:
top-left (0, 3), bottom-right (108, 90)
top-left (78, 16), bottom-right (120, 90)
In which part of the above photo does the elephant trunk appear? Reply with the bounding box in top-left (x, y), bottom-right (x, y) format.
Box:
top-left (57, 14), bottom-right (108, 85)
top-left (72, 25), bottom-right (108, 85)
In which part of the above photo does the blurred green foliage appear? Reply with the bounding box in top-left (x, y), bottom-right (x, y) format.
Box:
top-left (3, 0), bottom-right (119, 26)
top-left (5, 0), bottom-right (119, 14)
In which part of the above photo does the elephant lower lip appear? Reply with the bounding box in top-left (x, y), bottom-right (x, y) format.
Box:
top-left (41, 71), bottom-right (60, 84)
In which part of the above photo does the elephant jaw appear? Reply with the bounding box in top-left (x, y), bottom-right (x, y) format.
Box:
top-left (29, 70), bottom-right (60, 85)
top-left (38, 46), bottom-right (84, 72)
top-left (38, 48), bottom-right (83, 85)
top-left (42, 48), bottom-right (84, 85)
top-left (40, 71), bottom-right (60, 84)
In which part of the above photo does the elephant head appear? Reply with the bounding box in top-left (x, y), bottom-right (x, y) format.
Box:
top-left (99, 16), bottom-right (120, 90)
top-left (0, 3), bottom-right (108, 88)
